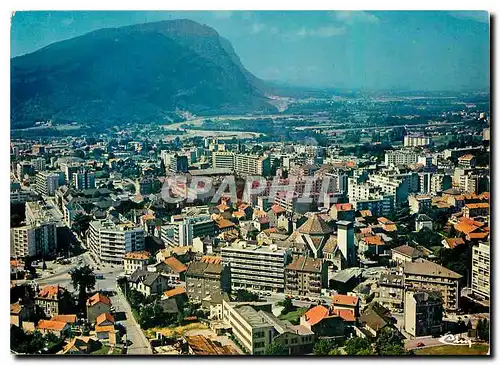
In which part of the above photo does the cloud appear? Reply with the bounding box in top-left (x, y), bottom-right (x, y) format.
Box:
top-left (294, 25), bottom-right (346, 38)
top-left (212, 11), bottom-right (233, 19)
top-left (332, 11), bottom-right (379, 25)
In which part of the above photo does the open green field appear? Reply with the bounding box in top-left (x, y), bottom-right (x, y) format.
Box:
top-left (279, 307), bottom-right (308, 325)
top-left (414, 344), bottom-right (489, 355)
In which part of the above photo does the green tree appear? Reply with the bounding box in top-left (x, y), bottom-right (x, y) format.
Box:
top-left (375, 327), bottom-right (407, 356)
top-left (234, 289), bottom-right (258, 302)
top-left (265, 341), bottom-right (288, 355)
top-left (313, 339), bottom-right (334, 355)
top-left (280, 297), bottom-right (294, 315)
top-left (328, 348), bottom-right (343, 355)
top-left (345, 337), bottom-right (372, 355)
top-left (69, 265), bottom-right (96, 310)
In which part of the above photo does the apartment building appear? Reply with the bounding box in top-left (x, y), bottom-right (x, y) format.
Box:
top-left (222, 241), bottom-right (291, 293)
top-left (408, 194), bottom-right (432, 214)
top-left (212, 151), bottom-right (235, 170)
top-left (87, 219), bottom-right (145, 265)
top-left (404, 135), bottom-right (431, 147)
top-left (162, 214), bottom-right (215, 247)
top-left (463, 203), bottom-right (489, 218)
top-left (11, 201), bottom-right (58, 258)
top-left (185, 256), bottom-right (230, 303)
top-left (284, 256), bottom-right (327, 297)
top-left (403, 258), bottom-right (462, 311)
top-left (471, 241), bottom-right (490, 301)
top-left (352, 196), bottom-right (394, 217)
top-left (35, 171), bottom-right (60, 196)
top-left (384, 150), bottom-right (418, 166)
top-left (404, 290), bottom-right (443, 337)
top-left (368, 173), bottom-right (409, 206)
top-left (235, 154), bottom-right (271, 176)
top-left (375, 273), bottom-right (404, 310)
top-left (73, 169), bottom-right (96, 190)
top-left (11, 222), bottom-right (57, 258)
top-left (32, 157), bottom-right (46, 172)
top-left (222, 300), bottom-right (315, 355)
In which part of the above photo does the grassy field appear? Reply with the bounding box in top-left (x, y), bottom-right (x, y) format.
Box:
top-left (279, 307), bottom-right (308, 325)
top-left (415, 344), bottom-right (489, 355)
top-left (144, 322), bottom-right (209, 339)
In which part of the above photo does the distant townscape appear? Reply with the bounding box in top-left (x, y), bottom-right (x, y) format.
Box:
top-left (10, 14), bottom-right (490, 357)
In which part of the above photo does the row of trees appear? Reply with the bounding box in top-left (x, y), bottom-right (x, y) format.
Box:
top-left (312, 328), bottom-right (409, 356)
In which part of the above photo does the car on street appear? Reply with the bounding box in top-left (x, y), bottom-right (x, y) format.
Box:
top-left (416, 342), bottom-right (425, 347)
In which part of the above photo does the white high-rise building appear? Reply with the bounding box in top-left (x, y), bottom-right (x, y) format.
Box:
top-left (404, 135), bottom-right (431, 147)
top-left (212, 151), bottom-right (235, 170)
top-left (35, 172), bottom-right (60, 196)
top-left (384, 150), bottom-right (418, 166)
top-left (87, 220), bottom-right (145, 265)
top-left (471, 242), bottom-right (490, 301)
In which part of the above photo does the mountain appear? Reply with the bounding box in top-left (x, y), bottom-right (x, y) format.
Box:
top-left (11, 19), bottom-right (276, 127)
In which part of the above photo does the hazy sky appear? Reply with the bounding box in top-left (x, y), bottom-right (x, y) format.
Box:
top-left (11, 10), bottom-right (490, 91)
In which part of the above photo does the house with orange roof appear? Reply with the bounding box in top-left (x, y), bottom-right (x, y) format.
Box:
top-left (124, 250), bottom-right (151, 275)
top-left (466, 231), bottom-right (489, 242)
top-left (463, 202), bottom-right (489, 218)
top-left (442, 237), bottom-right (465, 249)
top-left (151, 256), bottom-right (188, 282)
top-left (331, 294), bottom-right (360, 316)
top-left (454, 222), bottom-right (480, 236)
top-left (358, 235), bottom-right (386, 256)
top-left (330, 203), bottom-right (355, 221)
top-left (35, 285), bottom-right (69, 318)
top-left (215, 218), bottom-right (236, 233)
top-left (51, 314), bottom-right (77, 325)
top-left (37, 319), bottom-right (71, 338)
top-left (86, 292), bottom-right (111, 324)
top-left (299, 305), bottom-right (345, 337)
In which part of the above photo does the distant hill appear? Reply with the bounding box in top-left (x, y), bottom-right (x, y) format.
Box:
top-left (11, 19), bottom-right (276, 127)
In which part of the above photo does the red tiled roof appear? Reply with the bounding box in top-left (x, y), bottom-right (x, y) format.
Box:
top-left (335, 203), bottom-right (353, 211)
top-left (332, 294), bottom-right (359, 307)
top-left (200, 256), bottom-right (222, 265)
top-left (303, 305), bottom-right (329, 326)
top-left (333, 309), bottom-right (355, 322)
top-left (271, 204), bottom-right (286, 214)
top-left (86, 293), bottom-right (111, 307)
top-left (444, 238), bottom-right (465, 249)
top-left (164, 286), bottom-right (186, 298)
top-left (37, 319), bottom-right (68, 331)
top-left (454, 222), bottom-right (480, 235)
top-left (51, 314), bottom-right (77, 324)
top-left (38, 285), bottom-right (64, 300)
top-left (96, 312), bottom-right (115, 326)
top-left (164, 256), bottom-right (188, 273)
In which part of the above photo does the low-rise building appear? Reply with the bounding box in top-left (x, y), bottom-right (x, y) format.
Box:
top-left (391, 244), bottom-right (424, 266)
top-left (128, 269), bottom-right (169, 297)
top-left (35, 285), bottom-right (68, 318)
top-left (185, 256), bottom-right (230, 303)
top-left (222, 300), bottom-right (314, 355)
top-left (124, 251), bottom-right (151, 275)
top-left (86, 293), bottom-right (112, 324)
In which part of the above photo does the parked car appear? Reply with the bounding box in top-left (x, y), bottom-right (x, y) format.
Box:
top-left (416, 342), bottom-right (425, 347)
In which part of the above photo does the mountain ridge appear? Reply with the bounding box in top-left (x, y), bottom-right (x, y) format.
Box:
top-left (11, 19), bottom-right (276, 127)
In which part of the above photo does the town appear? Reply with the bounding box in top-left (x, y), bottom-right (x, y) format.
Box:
top-left (10, 96), bottom-right (490, 355)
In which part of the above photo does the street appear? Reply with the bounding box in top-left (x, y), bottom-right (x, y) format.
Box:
top-left (113, 286), bottom-right (153, 354)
